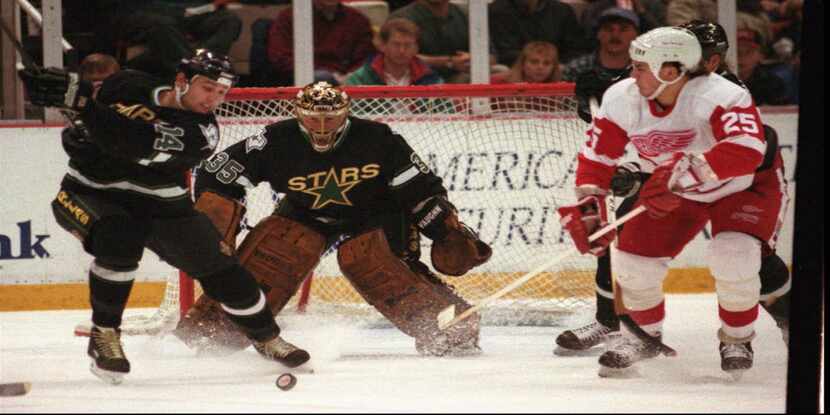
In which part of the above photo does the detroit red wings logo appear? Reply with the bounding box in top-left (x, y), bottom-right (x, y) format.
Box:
top-left (630, 130), bottom-right (696, 157)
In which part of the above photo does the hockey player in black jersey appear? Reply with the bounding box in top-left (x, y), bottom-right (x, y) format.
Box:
top-left (554, 21), bottom-right (792, 364)
top-left (18, 50), bottom-right (309, 385)
top-left (173, 82), bottom-right (491, 357)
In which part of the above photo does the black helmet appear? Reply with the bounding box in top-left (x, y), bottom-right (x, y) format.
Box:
top-left (178, 49), bottom-right (238, 87)
top-left (679, 20), bottom-right (729, 59)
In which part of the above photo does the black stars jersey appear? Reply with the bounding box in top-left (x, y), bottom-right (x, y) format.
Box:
top-left (195, 117), bottom-right (447, 236)
top-left (63, 70), bottom-right (221, 203)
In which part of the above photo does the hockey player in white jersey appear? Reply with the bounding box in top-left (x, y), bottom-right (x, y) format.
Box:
top-left (561, 27), bottom-right (787, 379)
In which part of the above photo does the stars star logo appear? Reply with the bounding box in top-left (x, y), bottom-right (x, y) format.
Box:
top-left (301, 168), bottom-right (359, 210)
top-left (199, 123), bottom-right (219, 150)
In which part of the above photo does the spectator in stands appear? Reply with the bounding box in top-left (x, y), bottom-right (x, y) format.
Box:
top-left (79, 53), bottom-right (121, 98)
top-left (491, 41), bottom-right (562, 83)
top-left (561, 7), bottom-right (639, 81)
top-left (488, 0), bottom-right (588, 66)
top-left (390, 0), bottom-right (501, 83)
top-left (266, 0), bottom-right (376, 85)
top-left (666, 0), bottom-right (718, 26)
top-left (580, 0), bottom-right (665, 42)
top-left (113, 1), bottom-right (243, 80)
top-left (345, 18), bottom-right (443, 86)
top-left (736, 19), bottom-right (795, 105)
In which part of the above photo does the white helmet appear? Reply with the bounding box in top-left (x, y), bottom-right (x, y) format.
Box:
top-left (629, 27), bottom-right (702, 99)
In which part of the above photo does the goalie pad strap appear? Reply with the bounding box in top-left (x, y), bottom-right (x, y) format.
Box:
top-left (337, 229), bottom-right (479, 350)
top-left (194, 191), bottom-right (244, 249)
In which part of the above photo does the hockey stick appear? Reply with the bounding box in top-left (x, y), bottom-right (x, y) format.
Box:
top-left (1, 16), bottom-right (84, 125)
top-left (437, 205), bottom-right (647, 330)
top-left (0, 382), bottom-right (31, 397)
top-left (0, 16), bottom-right (40, 72)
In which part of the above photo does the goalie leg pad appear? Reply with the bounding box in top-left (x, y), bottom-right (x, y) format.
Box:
top-left (338, 229), bottom-right (480, 356)
top-left (174, 264), bottom-right (263, 354)
top-left (173, 215), bottom-right (325, 353)
top-left (194, 191), bottom-right (245, 250)
top-left (236, 215), bottom-right (326, 314)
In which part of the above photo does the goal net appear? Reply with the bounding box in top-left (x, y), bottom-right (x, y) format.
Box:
top-left (142, 83), bottom-right (598, 331)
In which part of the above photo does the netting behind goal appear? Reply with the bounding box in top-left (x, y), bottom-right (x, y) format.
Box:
top-left (170, 84), bottom-right (596, 327)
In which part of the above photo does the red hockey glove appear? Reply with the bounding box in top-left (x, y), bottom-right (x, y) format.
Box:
top-left (557, 196), bottom-right (616, 256)
top-left (639, 154), bottom-right (684, 219)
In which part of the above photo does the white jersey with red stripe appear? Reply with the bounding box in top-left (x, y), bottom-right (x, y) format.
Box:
top-left (577, 73), bottom-right (767, 203)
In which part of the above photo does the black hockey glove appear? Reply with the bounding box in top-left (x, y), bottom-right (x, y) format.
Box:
top-left (18, 67), bottom-right (93, 111)
top-left (610, 161), bottom-right (643, 199)
top-left (574, 67), bottom-right (628, 123)
top-left (412, 196), bottom-right (456, 241)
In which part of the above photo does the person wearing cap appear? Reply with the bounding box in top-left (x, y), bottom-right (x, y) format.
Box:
top-left (562, 7), bottom-right (640, 82)
top-left (488, 0), bottom-right (589, 66)
top-left (581, 0), bottom-right (666, 35)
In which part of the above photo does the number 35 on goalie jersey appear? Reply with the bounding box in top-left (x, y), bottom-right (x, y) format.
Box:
top-left (194, 117), bottom-right (447, 220)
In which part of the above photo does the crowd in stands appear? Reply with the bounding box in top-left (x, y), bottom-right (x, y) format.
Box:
top-left (56, 0), bottom-right (800, 105)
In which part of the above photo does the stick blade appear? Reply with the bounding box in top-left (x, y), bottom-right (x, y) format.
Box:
top-left (437, 305), bottom-right (456, 330)
top-left (0, 382), bottom-right (31, 397)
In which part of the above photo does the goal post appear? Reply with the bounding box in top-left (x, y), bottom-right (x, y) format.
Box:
top-left (171, 83), bottom-right (597, 329)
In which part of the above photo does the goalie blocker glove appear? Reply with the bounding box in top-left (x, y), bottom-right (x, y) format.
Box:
top-left (557, 196), bottom-right (616, 256)
top-left (18, 67), bottom-right (93, 111)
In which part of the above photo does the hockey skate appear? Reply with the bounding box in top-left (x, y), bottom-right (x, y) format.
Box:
top-left (253, 336), bottom-right (311, 368)
top-left (555, 320), bottom-right (619, 356)
top-left (720, 341), bottom-right (754, 381)
top-left (597, 332), bottom-right (661, 378)
top-left (87, 325), bottom-right (130, 385)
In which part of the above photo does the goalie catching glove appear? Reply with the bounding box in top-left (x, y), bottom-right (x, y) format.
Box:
top-left (557, 195), bottom-right (616, 256)
top-left (18, 67), bottom-right (93, 111)
top-left (413, 196), bottom-right (492, 276)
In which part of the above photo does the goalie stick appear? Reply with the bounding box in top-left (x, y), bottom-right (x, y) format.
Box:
top-left (438, 205), bottom-right (647, 330)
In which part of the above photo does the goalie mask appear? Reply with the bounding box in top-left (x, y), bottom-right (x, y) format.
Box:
top-left (294, 82), bottom-right (351, 153)
top-left (629, 27), bottom-right (701, 99)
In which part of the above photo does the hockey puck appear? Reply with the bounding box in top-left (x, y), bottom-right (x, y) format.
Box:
top-left (276, 373), bottom-right (296, 391)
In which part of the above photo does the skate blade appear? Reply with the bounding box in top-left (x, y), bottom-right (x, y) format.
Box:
top-left (553, 346), bottom-right (603, 357)
top-left (74, 323), bottom-right (92, 337)
top-left (89, 362), bottom-right (125, 385)
top-left (598, 365), bottom-right (640, 378)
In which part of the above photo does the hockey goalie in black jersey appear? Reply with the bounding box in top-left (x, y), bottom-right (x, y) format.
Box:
top-left (174, 82), bottom-right (492, 357)
top-left (18, 50), bottom-right (310, 385)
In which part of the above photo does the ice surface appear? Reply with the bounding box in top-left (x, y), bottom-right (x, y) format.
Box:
top-left (0, 295), bottom-right (787, 413)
